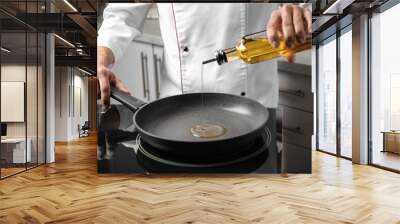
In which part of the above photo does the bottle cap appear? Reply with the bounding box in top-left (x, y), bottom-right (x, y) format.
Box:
top-left (215, 50), bottom-right (228, 65)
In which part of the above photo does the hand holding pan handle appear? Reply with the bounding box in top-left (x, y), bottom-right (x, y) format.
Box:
top-left (110, 87), bottom-right (147, 112)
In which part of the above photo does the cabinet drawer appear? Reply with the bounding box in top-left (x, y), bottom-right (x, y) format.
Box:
top-left (282, 142), bottom-right (311, 173)
top-left (281, 106), bottom-right (313, 148)
top-left (278, 62), bottom-right (312, 112)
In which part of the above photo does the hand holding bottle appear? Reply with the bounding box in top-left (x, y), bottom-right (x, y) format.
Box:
top-left (266, 4), bottom-right (312, 62)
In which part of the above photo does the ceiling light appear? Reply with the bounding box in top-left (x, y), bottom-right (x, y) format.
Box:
top-left (1, 47), bottom-right (11, 53)
top-left (78, 67), bottom-right (93, 76)
top-left (54, 34), bottom-right (75, 48)
top-left (76, 48), bottom-right (88, 56)
top-left (323, 0), bottom-right (355, 15)
top-left (63, 0), bottom-right (78, 12)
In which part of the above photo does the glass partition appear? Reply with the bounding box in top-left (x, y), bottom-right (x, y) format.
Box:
top-left (0, 1), bottom-right (46, 179)
top-left (0, 31), bottom-right (28, 177)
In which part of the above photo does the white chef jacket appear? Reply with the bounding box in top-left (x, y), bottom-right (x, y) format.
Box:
top-left (98, 3), bottom-right (278, 108)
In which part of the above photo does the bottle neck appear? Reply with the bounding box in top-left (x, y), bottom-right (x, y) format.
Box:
top-left (216, 48), bottom-right (238, 65)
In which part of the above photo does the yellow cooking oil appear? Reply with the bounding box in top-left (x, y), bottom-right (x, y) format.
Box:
top-left (205, 34), bottom-right (312, 65)
top-left (224, 37), bottom-right (311, 64)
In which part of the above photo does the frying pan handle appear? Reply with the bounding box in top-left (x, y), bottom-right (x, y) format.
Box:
top-left (110, 88), bottom-right (147, 112)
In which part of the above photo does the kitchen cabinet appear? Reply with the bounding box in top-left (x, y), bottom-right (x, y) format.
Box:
top-left (278, 62), bottom-right (313, 112)
top-left (282, 142), bottom-right (311, 173)
top-left (111, 39), bottom-right (164, 104)
top-left (277, 61), bottom-right (313, 173)
top-left (282, 107), bottom-right (313, 148)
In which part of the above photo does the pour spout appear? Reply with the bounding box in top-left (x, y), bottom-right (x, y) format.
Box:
top-left (202, 58), bottom-right (217, 64)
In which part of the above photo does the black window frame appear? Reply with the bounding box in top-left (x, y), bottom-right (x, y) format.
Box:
top-left (315, 16), bottom-right (353, 160)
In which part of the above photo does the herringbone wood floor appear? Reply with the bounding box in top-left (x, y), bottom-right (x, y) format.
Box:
top-left (1, 135), bottom-right (400, 224)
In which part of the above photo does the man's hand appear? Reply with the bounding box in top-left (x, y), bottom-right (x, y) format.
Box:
top-left (267, 4), bottom-right (312, 62)
top-left (97, 46), bottom-right (130, 107)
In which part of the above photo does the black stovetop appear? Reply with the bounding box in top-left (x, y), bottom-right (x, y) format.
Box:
top-left (97, 104), bottom-right (281, 174)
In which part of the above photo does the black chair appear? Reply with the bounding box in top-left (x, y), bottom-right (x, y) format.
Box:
top-left (79, 121), bottom-right (90, 138)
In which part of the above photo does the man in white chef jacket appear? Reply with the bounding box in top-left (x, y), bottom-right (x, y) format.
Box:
top-left (97, 3), bottom-right (311, 108)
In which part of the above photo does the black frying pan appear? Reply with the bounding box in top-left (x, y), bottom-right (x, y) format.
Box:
top-left (110, 89), bottom-right (269, 158)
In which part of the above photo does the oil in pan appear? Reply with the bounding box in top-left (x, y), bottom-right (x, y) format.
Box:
top-left (190, 122), bottom-right (226, 138)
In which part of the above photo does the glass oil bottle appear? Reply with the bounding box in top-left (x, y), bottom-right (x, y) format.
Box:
top-left (203, 30), bottom-right (311, 65)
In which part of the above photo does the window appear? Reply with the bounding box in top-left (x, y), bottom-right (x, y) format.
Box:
top-left (339, 28), bottom-right (352, 158)
top-left (317, 36), bottom-right (337, 154)
top-left (370, 3), bottom-right (400, 171)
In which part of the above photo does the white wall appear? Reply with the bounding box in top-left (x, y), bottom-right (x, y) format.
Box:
top-left (71, 73), bottom-right (89, 138)
top-left (1, 63), bottom-right (46, 164)
top-left (54, 67), bottom-right (89, 141)
top-left (1, 65), bottom-right (26, 137)
top-left (46, 33), bottom-right (56, 163)
top-left (54, 67), bottom-right (68, 141)
top-left (1, 65), bottom-right (42, 136)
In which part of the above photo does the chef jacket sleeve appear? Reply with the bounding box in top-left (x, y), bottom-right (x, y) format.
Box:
top-left (98, 3), bottom-right (152, 63)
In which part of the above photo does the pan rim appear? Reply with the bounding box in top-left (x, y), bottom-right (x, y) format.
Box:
top-left (133, 92), bottom-right (270, 143)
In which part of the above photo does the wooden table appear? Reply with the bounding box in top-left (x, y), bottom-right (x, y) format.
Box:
top-left (381, 131), bottom-right (400, 154)
top-left (1, 138), bottom-right (31, 164)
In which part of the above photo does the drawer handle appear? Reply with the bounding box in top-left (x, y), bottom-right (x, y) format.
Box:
top-left (153, 55), bottom-right (161, 99)
top-left (157, 58), bottom-right (162, 98)
top-left (279, 88), bottom-right (305, 98)
top-left (283, 125), bottom-right (304, 135)
top-left (140, 52), bottom-right (146, 98)
top-left (143, 55), bottom-right (150, 101)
